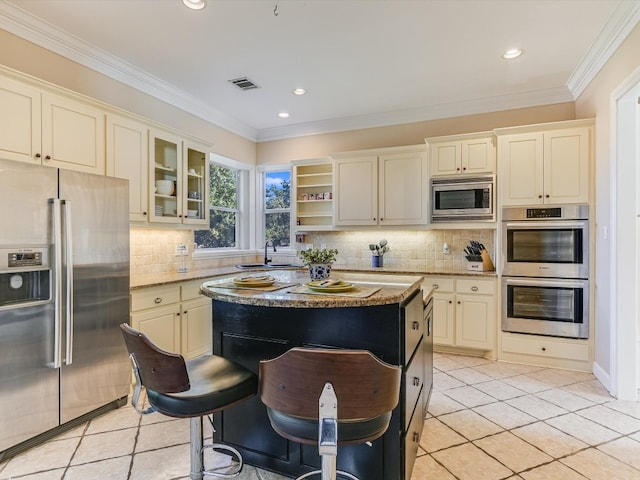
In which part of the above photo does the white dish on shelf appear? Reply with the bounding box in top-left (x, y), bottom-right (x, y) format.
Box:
top-left (155, 180), bottom-right (174, 195)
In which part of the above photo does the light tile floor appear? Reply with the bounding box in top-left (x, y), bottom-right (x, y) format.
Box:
top-left (1, 352), bottom-right (639, 479)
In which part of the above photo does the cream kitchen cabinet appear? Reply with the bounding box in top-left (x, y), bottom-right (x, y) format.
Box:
top-left (130, 280), bottom-right (212, 359)
top-left (496, 120), bottom-right (592, 206)
top-left (0, 74), bottom-right (105, 174)
top-left (106, 114), bottom-right (149, 222)
top-left (333, 145), bottom-right (428, 226)
top-left (425, 276), bottom-right (496, 351)
top-left (425, 132), bottom-right (495, 176)
top-left (149, 129), bottom-right (209, 226)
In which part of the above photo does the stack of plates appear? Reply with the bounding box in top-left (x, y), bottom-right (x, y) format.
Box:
top-left (155, 205), bottom-right (163, 216)
top-left (305, 279), bottom-right (355, 293)
top-left (232, 275), bottom-right (275, 287)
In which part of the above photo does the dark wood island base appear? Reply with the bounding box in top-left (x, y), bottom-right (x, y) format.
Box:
top-left (202, 271), bottom-right (433, 480)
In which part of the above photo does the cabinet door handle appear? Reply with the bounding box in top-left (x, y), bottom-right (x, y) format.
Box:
top-left (184, 311), bottom-right (187, 314)
top-left (373, 217), bottom-right (376, 221)
top-left (538, 194), bottom-right (543, 199)
top-left (545, 194), bottom-right (550, 198)
top-left (462, 167), bottom-right (466, 171)
top-left (35, 153), bottom-right (41, 158)
top-left (457, 301), bottom-right (461, 305)
top-left (412, 321), bottom-right (420, 330)
top-left (176, 312), bottom-right (180, 316)
top-left (45, 155), bottom-right (51, 160)
top-left (143, 212), bottom-right (147, 216)
top-left (154, 297), bottom-right (163, 304)
top-left (448, 300), bottom-right (452, 304)
top-left (413, 376), bottom-right (420, 386)
top-left (380, 218), bottom-right (383, 221)
top-left (541, 347), bottom-right (546, 352)
top-left (432, 284), bottom-right (439, 289)
top-left (471, 286), bottom-right (478, 292)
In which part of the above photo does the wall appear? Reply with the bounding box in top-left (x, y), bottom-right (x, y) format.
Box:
top-left (257, 103), bottom-right (575, 164)
top-left (575, 21), bottom-right (640, 396)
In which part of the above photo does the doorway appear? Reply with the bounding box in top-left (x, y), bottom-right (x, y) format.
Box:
top-left (612, 70), bottom-right (640, 400)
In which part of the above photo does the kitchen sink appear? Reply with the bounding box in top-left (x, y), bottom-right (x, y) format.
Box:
top-left (235, 263), bottom-right (301, 269)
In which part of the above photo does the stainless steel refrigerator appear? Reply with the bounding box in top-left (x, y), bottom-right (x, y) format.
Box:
top-left (0, 159), bottom-right (130, 458)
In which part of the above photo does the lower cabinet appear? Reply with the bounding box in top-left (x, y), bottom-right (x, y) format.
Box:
top-left (424, 276), bottom-right (496, 352)
top-left (130, 280), bottom-right (212, 359)
top-left (211, 290), bottom-right (428, 480)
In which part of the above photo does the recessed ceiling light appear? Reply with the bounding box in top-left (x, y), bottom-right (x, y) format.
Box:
top-left (502, 48), bottom-right (523, 60)
top-left (278, 112), bottom-right (290, 118)
top-left (292, 88), bottom-right (307, 96)
top-left (183, 0), bottom-right (206, 10)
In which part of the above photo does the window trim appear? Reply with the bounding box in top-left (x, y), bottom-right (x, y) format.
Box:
top-left (193, 154), bottom-right (255, 258)
top-left (258, 164), bottom-right (294, 254)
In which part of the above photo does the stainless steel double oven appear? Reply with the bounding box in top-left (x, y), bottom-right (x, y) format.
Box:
top-left (501, 205), bottom-right (589, 339)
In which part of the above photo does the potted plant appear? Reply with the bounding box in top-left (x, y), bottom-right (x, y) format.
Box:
top-left (368, 239), bottom-right (389, 267)
top-left (299, 247), bottom-right (339, 280)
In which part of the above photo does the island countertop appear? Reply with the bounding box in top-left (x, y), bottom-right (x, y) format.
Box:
top-left (200, 270), bottom-right (425, 308)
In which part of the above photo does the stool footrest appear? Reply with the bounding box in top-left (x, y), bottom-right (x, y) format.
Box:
top-left (202, 443), bottom-right (244, 478)
top-left (296, 469), bottom-right (359, 480)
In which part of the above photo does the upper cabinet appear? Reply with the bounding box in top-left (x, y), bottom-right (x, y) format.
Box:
top-left (426, 132), bottom-right (495, 176)
top-left (149, 129), bottom-right (209, 226)
top-left (496, 120), bottom-right (592, 206)
top-left (0, 75), bottom-right (105, 174)
top-left (333, 146), bottom-right (428, 226)
top-left (292, 158), bottom-right (333, 231)
top-left (106, 113), bottom-right (149, 222)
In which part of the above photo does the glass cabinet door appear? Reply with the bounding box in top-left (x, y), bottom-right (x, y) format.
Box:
top-left (150, 129), bottom-right (182, 223)
top-left (182, 141), bottom-right (209, 225)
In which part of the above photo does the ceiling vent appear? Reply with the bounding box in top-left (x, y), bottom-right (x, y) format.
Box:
top-left (228, 77), bottom-right (260, 90)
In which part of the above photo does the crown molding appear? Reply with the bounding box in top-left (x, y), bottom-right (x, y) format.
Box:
top-left (1, 1), bottom-right (637, 145)
top-left (256, 86), bottom-right (574, 142)
top-left (566, 1), bottom-right (640, 98)
top-left (0, 1), bottom-right (258, 141)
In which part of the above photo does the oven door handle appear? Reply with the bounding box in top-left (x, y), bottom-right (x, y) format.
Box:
top-left (504, 220), bottom-right (588, 230)
top-left (503, 277), bottom-right (587, 288)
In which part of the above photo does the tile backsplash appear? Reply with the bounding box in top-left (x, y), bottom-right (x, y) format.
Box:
top-left (130, 228), bottom-right (496, 279)
top-left (299, 229), bottom-right (496, 271)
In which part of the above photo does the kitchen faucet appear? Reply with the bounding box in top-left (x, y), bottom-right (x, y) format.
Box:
top-left (264, 240), bottom-right (276, 265)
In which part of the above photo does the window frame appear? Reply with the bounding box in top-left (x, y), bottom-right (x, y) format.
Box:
top-left (258, 164), bottom-right (295, 255)
top-left (193, 154), bottom-right (255, 259)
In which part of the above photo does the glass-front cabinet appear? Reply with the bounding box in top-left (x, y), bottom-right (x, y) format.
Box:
top-left (182, 141), bottom-right (208, 226)
top-left (149, 128), bottom-right (209, 225)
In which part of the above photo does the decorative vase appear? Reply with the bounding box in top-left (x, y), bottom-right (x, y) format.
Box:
top-left (371, 255), bottom-right (383, 268)
top-left (308, 263), bottom-right (332, 280)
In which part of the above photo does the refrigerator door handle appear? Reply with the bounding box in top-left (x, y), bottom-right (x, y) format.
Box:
top-left (50, 198), bottom-right (63, 369)
top-left (62, 199), bottom-right (74, 365)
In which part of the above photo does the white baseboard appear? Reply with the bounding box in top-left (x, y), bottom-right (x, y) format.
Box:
top-left (592, 361), bottom-right (613, 396)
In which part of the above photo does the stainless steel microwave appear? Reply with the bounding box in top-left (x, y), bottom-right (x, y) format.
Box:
top-left (431, 175), bottom-right (495, 222)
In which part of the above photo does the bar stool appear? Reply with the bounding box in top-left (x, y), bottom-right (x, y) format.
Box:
top-left (259, 347), bottom-right (401, 480)
top-left (120, 324), bottom-right (258, 480)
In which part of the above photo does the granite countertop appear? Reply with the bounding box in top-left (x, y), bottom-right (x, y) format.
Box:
top-left (200, 270), bottom-right (425, 308)
top-left (131, 264), bottom-right (496, 290)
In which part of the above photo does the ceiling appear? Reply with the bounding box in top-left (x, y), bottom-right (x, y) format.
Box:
top-left (1, 0), bottom-right (639, 142)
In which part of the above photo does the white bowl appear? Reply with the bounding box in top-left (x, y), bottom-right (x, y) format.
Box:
top-left (187, 209), bottom-right (198, 217)
top-left (155, 180), bottom-right (174, 196)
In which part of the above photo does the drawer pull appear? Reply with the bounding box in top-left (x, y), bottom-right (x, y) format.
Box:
top-left (412, 432), bottom-right (420, 443)
top-left (412, 321), bottom-right (420, 330)
top-left (413, 376), bottom-right (420, 386)
top-left (471, 286), bottom-right (478, 292)
top-left (154, 297), bottom-right (163, 304)
top-left (541, 347), bottom-right (546, 352)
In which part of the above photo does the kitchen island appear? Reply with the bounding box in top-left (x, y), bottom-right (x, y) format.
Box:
top-left (200, 270), bottom-right (433, 480)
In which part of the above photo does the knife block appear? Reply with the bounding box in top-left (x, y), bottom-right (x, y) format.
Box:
top-left (466, 250), bottom-right (495, 272)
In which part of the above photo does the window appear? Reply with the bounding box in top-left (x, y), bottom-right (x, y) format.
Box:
top-left (263, 169), bottom-right (291, 247)
top-left (195, 162), bottom-right (240, 249)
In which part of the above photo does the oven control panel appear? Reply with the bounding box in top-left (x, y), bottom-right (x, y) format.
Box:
top-left (526, 207), bottom-right (562, 218)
